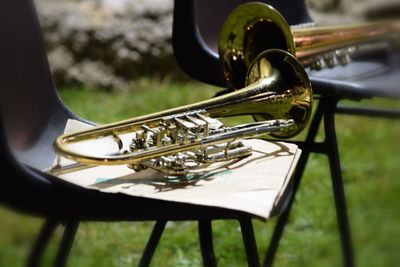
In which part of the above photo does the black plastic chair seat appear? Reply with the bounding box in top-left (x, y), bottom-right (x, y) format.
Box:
top-left (309, 53), bottom-right (400, 99)
top-left (4, 162), bottom-right (290, 222)
top-left (0, 101), bottom-right (291, 224)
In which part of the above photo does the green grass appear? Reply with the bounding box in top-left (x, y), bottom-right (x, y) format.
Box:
top-left (0, 79), bottom-right (399, 267)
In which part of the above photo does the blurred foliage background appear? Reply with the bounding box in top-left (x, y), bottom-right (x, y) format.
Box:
top-left (35, 0), bottom-right (400, 90)
top-left (0, 84), bottom-right (399, 267)
top-left (0, 0), bottom-right (399, 266)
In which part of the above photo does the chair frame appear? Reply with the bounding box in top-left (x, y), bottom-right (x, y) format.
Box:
top-left (136, 94), bottom-right (355, 267)
top-left (167, 0), bottom-right (399, 266)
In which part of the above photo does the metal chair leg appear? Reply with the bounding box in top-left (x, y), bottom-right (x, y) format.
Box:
top-left (325, 103), bottom-right (354, 267)
top-left (27, 219), bottom-right (59, 267)
top-left (263, 98), bottom-right (326, 267)
top-left (53, 220), bottom-right (80, 267)
top-left (198, 220), bottom-right (217, 267)
top-left (239, 219), bottom-right (260, 267)
top-left (336, 105), bottom-right (400, 119)
top-left (138, 220), bottom-right (167, 267)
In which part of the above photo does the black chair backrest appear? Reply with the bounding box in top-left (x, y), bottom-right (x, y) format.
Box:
top-left (0, 1), bottom-right (88, 213)
top-left (0, 0), bottom-right (74, 169)
top-left (172, 0), bottom-right (312, 87)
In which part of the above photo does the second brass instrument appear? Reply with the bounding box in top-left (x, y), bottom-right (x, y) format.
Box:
top-left (219, 2), bottom-right (400, 89)
top-left (52, 49), bottom-right (312, 176)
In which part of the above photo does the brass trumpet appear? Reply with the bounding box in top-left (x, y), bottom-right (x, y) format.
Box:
top-left (219, 2), bottom-right (400, 89)
top-left (52, 49), bottom-right (312, 176)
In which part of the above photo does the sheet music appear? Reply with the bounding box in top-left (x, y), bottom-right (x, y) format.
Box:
top-left (48, 119), bottom-right (301, 220)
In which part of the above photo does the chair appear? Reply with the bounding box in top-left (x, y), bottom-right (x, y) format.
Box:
top-left (0, 1), bottom-right (298, 267)
top-left (171, 0), bottom-right (400, 267)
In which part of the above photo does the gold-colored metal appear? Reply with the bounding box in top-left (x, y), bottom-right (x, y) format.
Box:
top-left (53, 49), bottom-right (312, 175)
top-left (219, 2), bottom-right (400, 89)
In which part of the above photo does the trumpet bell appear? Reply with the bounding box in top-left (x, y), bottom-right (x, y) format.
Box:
top-left (246, 49), bottom-right (312, 138)
top-left (219, 3), bottom-right (295, 89)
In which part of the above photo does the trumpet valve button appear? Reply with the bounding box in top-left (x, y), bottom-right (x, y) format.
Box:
top-left (335, 49), bottom-right (350, 66)
top-left (310, 58), bottom-right (323, 70)
top-left (128, 164), bottom-right (147, 172)
top-left (323, 53), bottom-right (335, 68)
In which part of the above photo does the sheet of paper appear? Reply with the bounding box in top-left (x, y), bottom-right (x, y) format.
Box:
top-left (48, 119), bottom-right (301, 220)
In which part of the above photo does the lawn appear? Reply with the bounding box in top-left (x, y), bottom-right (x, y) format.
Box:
top-left (0, 79), bottom-right (399, 267)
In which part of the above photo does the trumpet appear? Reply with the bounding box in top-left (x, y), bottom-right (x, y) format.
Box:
top-left (52, 49), bottom-right (312, 176)
top-left (219, 2), bottom-right (400, 89)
